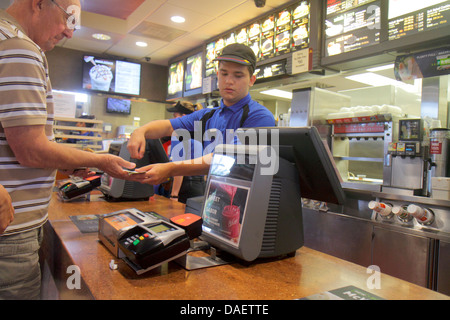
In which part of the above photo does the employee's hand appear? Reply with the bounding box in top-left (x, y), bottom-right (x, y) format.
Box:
top-left (0, 185), bottom-right (14, 235)
top-left (96, 154), bottom-right (137, 179)
top-left (128, 162), bottom-right (175, 185)
top-left (127, 129), bottom-right (146, 159)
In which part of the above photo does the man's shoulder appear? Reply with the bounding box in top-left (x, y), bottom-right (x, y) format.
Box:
top-left (246, 100), bottom-right (276, 126)
top-left (0, 18), bottom-right (41, 55)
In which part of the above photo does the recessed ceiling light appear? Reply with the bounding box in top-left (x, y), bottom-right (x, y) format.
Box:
top-left (171, 15), bottom-right (185, 23)
top-left (92, 33), bottom-right (111, 41)
top-left (136, 41), bottom-right (148, 47)
top-left (260, 89), bottom-right (293, 99)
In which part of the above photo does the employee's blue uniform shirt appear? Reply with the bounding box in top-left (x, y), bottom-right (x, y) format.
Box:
top-left (169, 94), bottom-right (275, 154)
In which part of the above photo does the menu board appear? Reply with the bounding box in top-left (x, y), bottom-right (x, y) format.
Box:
top-left (248, 22), bottom-right (262, 61)
top-left (324, 0), bottom-right (381, 57)
top-left (236, 27), bottom-right (248, 45)
top-left (255, 59), bottom-right (287, 80)
top-left (275, 8), bottom-right (292, 56)
top-left (167, 60), bottom-right (184, 100)
top-left (291, 1), bottom-right (310, 51)
top-left (388, 0), bottom-right (450, 41)
top-left (184, 52), bottom-right (203, 92)
top-left (205, 41), bottom-right (217, 77)
top-left (260, 15), bottom-right (275, 59)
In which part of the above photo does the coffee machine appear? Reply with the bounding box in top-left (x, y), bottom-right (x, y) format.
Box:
top-left (383, 119), bottom-right (429, 196)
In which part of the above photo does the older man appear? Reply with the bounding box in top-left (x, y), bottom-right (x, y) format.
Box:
top-left (0, 0), bottom-right (136, 299)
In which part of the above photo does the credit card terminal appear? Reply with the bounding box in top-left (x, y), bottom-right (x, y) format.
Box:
top-left (118, 221), bottom-right (190, 273)
top-left (58, 175), bottom-right (102, 200)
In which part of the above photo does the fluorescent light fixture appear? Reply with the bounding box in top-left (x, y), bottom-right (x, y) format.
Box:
top-left (53, 90), bottom-right (88, 103)
top-left (136, 41), bottom-right (148, 47)
top-left (367, 64), bottom-right (395, 72)
top-left (171, 15), bottom-right (185, 23)
top-left (345, 72), bottom-right (420, 93)
top-left (92, 33), bottom-right (111, 41)
top-left (260, 89), bottom-right (293, 99)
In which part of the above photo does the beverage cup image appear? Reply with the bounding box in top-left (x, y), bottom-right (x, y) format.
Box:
top-left (221, 205), bottom-right (240, 239)
top-left (89, 65), bottom-right (113, 91)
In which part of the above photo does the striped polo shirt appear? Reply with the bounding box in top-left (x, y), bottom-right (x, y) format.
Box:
top-left (0, 10), bottom-right (56, 236)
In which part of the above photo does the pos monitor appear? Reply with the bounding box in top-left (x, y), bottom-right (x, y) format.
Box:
top-left (199, 126), bottom-right (345, 262)
top-left (99, 139), bottom-right (169, 201)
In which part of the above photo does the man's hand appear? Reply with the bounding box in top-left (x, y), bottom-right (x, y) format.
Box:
top-left (96, 154), bottom-right (137, 179)
top-left (0, 185), bottom-right (14, 235)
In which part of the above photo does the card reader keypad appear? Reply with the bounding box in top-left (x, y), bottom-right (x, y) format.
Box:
top-left (124, 233), bottom-right (152, 247)
top-left (123, 224), bottom-right (178, 247)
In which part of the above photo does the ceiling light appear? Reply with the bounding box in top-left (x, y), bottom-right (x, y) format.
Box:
top-left (367, 64), bottom-right (395, 72)
top-left (345, 72), bottom-right (419, 93)
top-left (260, 89), bottom-right (293, 99)
top-left (171, 16), bottom-right (185, 23)
top-left (92, 33), bottom-right (111, 41)
top-left (136, 41), bottom-right (148, 47)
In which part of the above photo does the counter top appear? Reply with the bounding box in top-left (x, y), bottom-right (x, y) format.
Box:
top-left (41, 192), bottom-right (449, 301)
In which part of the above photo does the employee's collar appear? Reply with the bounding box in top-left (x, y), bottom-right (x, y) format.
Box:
top-left (220, 94), bottom-right (251, 113)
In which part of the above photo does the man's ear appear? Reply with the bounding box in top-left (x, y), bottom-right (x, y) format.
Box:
top-left (33, 0), bottom-right (45, 12)
top-left (249, 74), bottom-right (257, 87)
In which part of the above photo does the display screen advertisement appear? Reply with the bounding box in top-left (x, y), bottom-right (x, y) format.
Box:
top-left (82, 56), bottom-right (141, 96)
top-left (324, 0), bottom-right (381, 57)
top-left (167, 60), bottom-right (184, 100)
top-left (388, 0), bottom-right (450, 41)
top-left (394, 46), bottom-right (450, 81)
top-left (184, 52), bottom-right (203, 94)
top-left (202, 180), bottom-right (250, 248)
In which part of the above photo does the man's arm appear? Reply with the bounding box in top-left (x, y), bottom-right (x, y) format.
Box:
top-left (4, 125), bottom-right (136, 179)
top-left (127, 119), bottom-right (174, 159)
top-left (0, 184), bottom-right (14, 235)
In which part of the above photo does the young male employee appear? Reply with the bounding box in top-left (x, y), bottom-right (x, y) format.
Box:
top-left (127, 43), bottom-right (275, 184)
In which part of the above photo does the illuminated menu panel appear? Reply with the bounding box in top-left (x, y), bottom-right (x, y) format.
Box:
top-left (205, 41), bottom-right (217, 77)
top-left (202, 1), bottom-right (311, 75)
top-left (325, 0), bottom-right (380, 57)
top-left (327, 0), bottom-right (375, 15)
top-left (248, 22), bottom-right (261, 61)
top-left (260, 14), bottom-right (275, 59)
top-left (167, 60), bottom-right (184, 99)
top-left (388, 0), bottom-right (450, 41)
top-left (184, 52), bottom-right (203, 92)
top-left (291, 1), bottom-right (310, 51)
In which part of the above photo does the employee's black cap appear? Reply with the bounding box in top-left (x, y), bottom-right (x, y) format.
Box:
top-left (214, 43), bottom-right (256, 74)
top-left (166, 101), bottom-right (193, 114)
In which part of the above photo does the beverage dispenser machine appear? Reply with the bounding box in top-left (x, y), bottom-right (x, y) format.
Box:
top-left (384, 119), bottom-right (428, 196)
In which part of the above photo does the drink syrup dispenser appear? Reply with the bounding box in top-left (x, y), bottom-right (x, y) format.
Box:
top-left (385, 119), bottom-right (429, 196)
